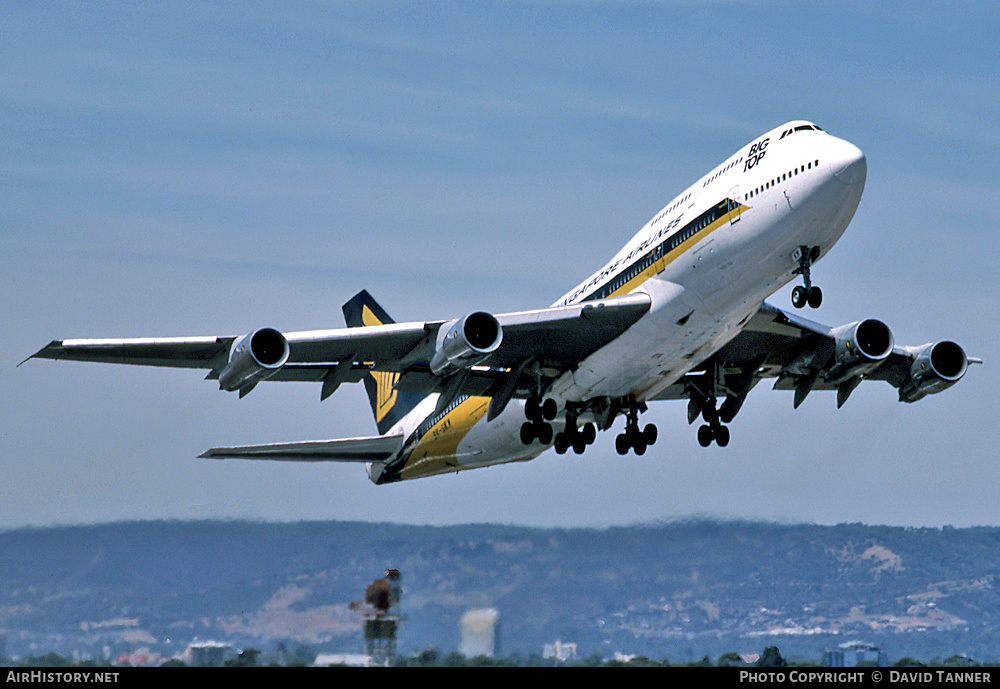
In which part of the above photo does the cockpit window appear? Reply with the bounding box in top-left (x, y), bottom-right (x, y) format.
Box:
top-left (779, 123), bottom-right (823, 140)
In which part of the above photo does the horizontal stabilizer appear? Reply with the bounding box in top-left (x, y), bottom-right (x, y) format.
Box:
top-left (199, 434), bottom-right (403, 462)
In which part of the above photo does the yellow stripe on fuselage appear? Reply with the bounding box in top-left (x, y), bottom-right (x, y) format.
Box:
top-left (390, 201), bottom-right (750, 480)
top-left (605, 203), bottom-right (749, 299)
top-left (397, 396), bottom-right (491, 480)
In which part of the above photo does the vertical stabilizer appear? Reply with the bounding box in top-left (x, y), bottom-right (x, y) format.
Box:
top-left (342, 290), bottom-right (425, 435)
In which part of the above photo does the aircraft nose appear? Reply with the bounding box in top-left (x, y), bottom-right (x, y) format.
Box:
top-left (829, 140), bottom-right (867, 186)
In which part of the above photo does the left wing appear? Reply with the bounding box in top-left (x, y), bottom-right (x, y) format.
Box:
top-left (25, 291), bottom-right (651, 414)
top-left (24, 336), bottom-right (235, 370)
top-left (652, 302), bottom-right (979, 414)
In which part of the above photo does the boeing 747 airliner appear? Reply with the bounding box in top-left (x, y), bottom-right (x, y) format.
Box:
top-left (27, 121), bottom-right (979, 484)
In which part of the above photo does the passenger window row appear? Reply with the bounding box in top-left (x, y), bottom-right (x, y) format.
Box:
top-left (654, 192), bottom-right (692, 226)
top-left (744, 160), bottom-right (821, 201)
top-left (704, 156), bottom-right (745, 188)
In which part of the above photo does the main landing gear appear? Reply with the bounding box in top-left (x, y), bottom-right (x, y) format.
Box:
top-left (553, 407), bottom-right (597, 455)
top-left (520, 396), bottom-right (557, 446)
top-left (521, 396), bottom-right (651, 457)
top-left (687, 366), bottom-right (732, 448)
top-left (791, 245), bottom-right (823, 309)
top-left (615, 401), bottom-right (658, 456)
top-left (521, 397), bottom-right (599, 455)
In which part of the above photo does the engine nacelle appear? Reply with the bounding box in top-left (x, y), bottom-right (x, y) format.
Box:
top-left (899, 340), bottom-right (969, 403)
top-left (429, 311), bottom-right (502, 376)
top-left (218, 328), bottom-right (290, 393)
top-left (827, 319), bottom-right (894, 383)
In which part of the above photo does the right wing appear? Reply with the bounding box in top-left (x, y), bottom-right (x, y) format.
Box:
top-left (651, 301), bottom-right (978, 414)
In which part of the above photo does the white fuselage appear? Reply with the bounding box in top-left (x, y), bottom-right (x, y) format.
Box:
top-left (375, 121), bottom-right (867, 482)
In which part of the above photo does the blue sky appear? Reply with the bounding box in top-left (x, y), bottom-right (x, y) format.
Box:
top-left (4, 1), bottom-right (998, 530)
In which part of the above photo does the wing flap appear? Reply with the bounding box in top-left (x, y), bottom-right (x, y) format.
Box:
top-left (199, 434), bottom-right (404, 462)
top-left (489, 292), bottom-right (652, 368)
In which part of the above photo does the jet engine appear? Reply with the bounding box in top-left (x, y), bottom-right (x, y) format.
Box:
top-left (217, 328), bottom-right (290, 393)
top-left (898, 340), bottom-right (969, 403)
top-left (826, 319), bottom-right (894, 383)
top-left (429, 312), bottom-right (503, 376)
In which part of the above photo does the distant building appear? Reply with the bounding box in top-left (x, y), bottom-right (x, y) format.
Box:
top-left (543, 640), bottom-right (577, 663)
top-left (185, 641), bottom-right (231, 666)
top-left (824, 641), bottom-right (887, 667)
top-left (460, 608), bottom-right (501, 658)
top-left (314, 653), bottom-right (371, 667)
top-left (114, 647), bottom-right (162, 667)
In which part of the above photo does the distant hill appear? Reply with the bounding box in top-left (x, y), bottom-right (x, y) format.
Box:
top-left (2, 519), bottom-right (1000, 664)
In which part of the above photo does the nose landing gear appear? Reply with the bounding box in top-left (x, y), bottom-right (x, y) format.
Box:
top-left (791, 245), bottom-right (823, 309)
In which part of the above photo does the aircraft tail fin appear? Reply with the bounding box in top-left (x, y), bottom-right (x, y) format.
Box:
top-left (342, 290), bottom-right (425, 435)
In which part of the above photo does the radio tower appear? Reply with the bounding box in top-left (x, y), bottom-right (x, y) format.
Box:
top-left (357, 569), bottom-right (402, 666)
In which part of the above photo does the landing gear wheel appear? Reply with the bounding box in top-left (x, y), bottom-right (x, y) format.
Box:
top-left (581, 423), bottom-right (597, 445)
top-left (541, 398), bottom-right (558, 421)
top-left (642, 424), bottom-right (658, 446)
top-left (697, 423), bottom-right (730, 447)
top-left (698, 424), bottom-right (714, 447)
top-left (525, 398), bottom-right (540, 422)
top-left (537, 422), bottom-right (553, 445)
top-left (715, 425), bottom-right (730, 448)
top-left (554, 432), bottom-right (568, 455)
top-left (792, 285), bottom-right (808, 309)
top-left (521, 420), bottom-right (552, 445)
top-left (807, 286), bottom-right (823, 309)
top-left (616, 433), bottom-right (630, 456)
top-left (520, 422), bottom-right (535, 445)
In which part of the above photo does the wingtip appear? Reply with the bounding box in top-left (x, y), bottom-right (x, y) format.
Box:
top-left (17, 341), bottom-right (61, 368)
